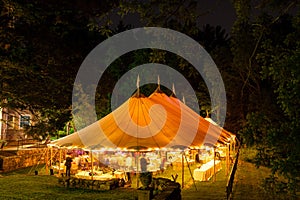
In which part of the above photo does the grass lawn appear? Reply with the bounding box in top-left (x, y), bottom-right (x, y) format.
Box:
top-left (232, 148), bottom-right (299, 200)
top-left (231, 159), bottom-right (272, 200)
top-left (181, 164), bottom-right (228, 200)
top-left (0, 166), bottom-right (137, 200)
top-left (156, 162), bottom-right (229, 199)
top-left (0, 161), bottom-right (230, 200)
top-left (0, 174), bottom-right (138, 200)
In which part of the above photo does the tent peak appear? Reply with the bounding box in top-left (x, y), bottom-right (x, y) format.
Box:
top-left (131, 91), bottom-right (146, 98)
top-left (172, 83), bottom-right (176, 95)
top-left (182, 96), bottom-right (186, 104)
top-left (136, 74), bottom-right (140, 96)
top-left (152, 86), bottom-right (164, 94)
top-left (157, 75), bottom-right (161, 91)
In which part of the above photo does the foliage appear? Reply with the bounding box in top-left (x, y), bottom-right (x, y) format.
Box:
top-left (234, 0), bottom-right (300, 197)
top-left (1, 0), bottom-right (233, 138)
top-left (239, 146), bottom-right (258, 163)
top-left (0, 0), bottom-right (112, 136)
top-left (240, 112), bottom-right (273, 148)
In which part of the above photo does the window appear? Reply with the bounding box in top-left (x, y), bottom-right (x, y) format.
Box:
top-left (7, 115), bottom-right (15, 129)
top-left (20, 115), bottom-right (30, 128)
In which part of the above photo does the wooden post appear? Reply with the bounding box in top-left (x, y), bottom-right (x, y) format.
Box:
top-left (46, 148), bottom-right (49, 174)
top-left (182, 152), bottom-right (184, 189)
top-left (64, 149), bottom-right (67, 176)
top-left (59, 148), bottom-right (62, 176)
top-left (50, 146), bottom-right (53, 167)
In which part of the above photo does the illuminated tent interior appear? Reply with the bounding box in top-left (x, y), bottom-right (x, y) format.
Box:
top-left (50, 87), bottom-right (234, 151)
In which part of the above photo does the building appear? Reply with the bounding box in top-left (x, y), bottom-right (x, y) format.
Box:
top-left (0, 107), bottom-right (34, 141)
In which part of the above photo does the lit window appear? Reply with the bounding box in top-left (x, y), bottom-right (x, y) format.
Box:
top-left (20, 115), bottom-right (30, 128)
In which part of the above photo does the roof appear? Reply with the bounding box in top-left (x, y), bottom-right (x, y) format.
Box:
top-left (50, 90), bottom-right (234, 150)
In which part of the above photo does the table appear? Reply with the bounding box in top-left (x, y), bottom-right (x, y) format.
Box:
top-left (198, 155), bottom-right (213, 164)
top-left (74, 170), bottom-right (126, 181)
top-left (75, 171), bottom-right (114, 180)
top-left (193, 160), bottom-right (222, 181)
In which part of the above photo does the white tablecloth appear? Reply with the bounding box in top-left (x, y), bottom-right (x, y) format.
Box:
top-left (193, 160), bottom-right (222, 181)
top-left (75, 171), bottom-right (114, 180)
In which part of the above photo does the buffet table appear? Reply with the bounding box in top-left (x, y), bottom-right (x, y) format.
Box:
top-left (172, 158), bottom-right (195, 170)
top-left (198, 154), bottom-right (213, 164)
top-left (193, 160), bottom-right (222, 181)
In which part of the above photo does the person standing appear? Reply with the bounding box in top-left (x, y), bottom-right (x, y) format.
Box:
top-left (125, 155), bottom-right (133, 183)
top-left (140, 154), bottom-right (148, 173)
top-left (65, 155), bottom-right (73, 177)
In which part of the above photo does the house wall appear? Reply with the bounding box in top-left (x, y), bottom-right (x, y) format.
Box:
top-left (0, 107), bottom-right (34, 141)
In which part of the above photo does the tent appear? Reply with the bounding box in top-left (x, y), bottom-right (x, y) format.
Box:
top-left (50, 88), bottom-right (234, 150)
top-left (204, 117), bottom-right (235, 145)
top-left (49, 88), bottom-right (236, 188)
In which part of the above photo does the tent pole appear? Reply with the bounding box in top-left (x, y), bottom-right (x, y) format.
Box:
top-left (232, 139), bottom-right (236, 156)
top-left (233, 139), bottom-right (236, 155)
top-left (181, 152), bottom-right (184, 189)
top-left (231, 139), bottom-right (233, 156)
top-left (213, 147), bottom-right (216, 182)
top-left (136, 152), bottom-right (139, 188)
top-left (90, 150), bottom-right (94, 181)
top-left (59, 148), bottom-right (62, 176)
top-left (230, 139), bottom-right (235, 155)
top-left (50, 146), bottom-right (53, 167)
top-left (228, 143), bottom-right (231, 168)
top-left (226, 143), bottom-right (229, 176)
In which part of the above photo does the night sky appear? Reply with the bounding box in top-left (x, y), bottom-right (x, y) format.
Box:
top-left (196, 0), bottom-right (236, 32)
top-left (118, 0), bottom-right (236, 34)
